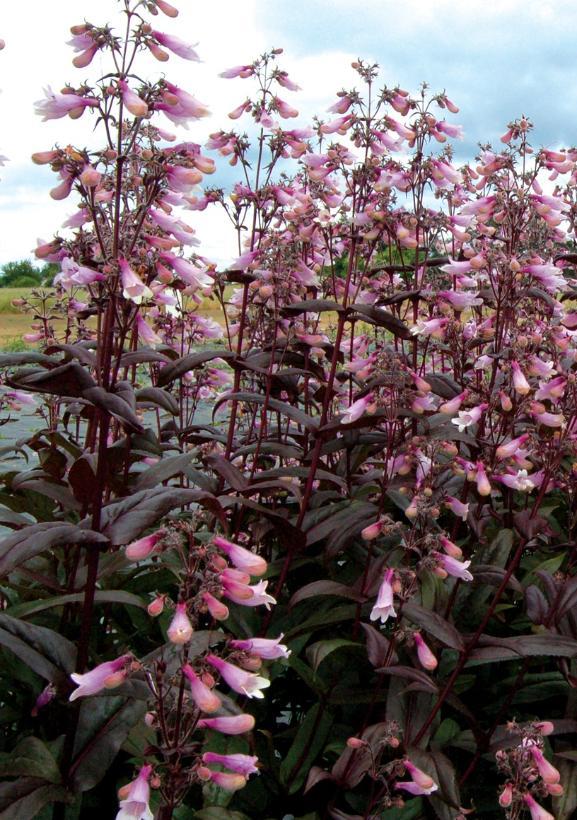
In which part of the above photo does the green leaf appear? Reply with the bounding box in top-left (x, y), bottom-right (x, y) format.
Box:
top-left (5, 590), bottom-right (146, 619)
top-left (69, 695), bottom-right (147, 792)
top-left (0, 614), bottom-right (76, 679)
top-left (280, 703), bottom-right (333, 794)
top-left (0, 737), bottom-right (61, 784)
top-left (0, 780), bottom-right (71, 820)
top-left (306, 639), bottom-right (360, 672)
top-left (0, 523), bottom-right (109, 576)
top-left (194, 810), bottom-right (252, 820)
top-left (134, 453), bottom-right (194, 490)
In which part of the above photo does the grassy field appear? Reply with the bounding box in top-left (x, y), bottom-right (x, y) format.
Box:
top-left (0, 287), bottom-right (230, 349)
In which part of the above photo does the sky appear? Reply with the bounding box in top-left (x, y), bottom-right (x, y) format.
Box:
top-left (1, 0), bottom-right (576, 268)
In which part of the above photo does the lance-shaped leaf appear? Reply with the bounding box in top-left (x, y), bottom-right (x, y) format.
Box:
top-left (280, 703), bottom-right (333, 794)
top-left (134, 452), bottom-right (195, 490)
top-left (346, 304), bottom-right (412, 339)
top-left (213, 391), bottom-right (319, 431)
top-left (0, 779), bottom-right (71, 819)
top-left (9, 361), bottom-right (96, 397)
top-left (0, 613), bottom-right (76, 679)
top-left (0, 737), bottom-right (61, 783)
top-left (135, 386), bottom-right (179, 415)
top-left (82, 386), bottom-right (143, 433)
top-left (403, 601), bottom-right (465, 651)
top-left (156, 348), bottom-right (235, 386)
top-left (0, 522), bottom-right (109, 576)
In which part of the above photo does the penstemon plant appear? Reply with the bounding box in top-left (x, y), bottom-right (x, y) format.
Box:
top-left (1, 1), bottom-right (577, 818)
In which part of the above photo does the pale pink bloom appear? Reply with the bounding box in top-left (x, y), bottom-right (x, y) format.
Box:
top-left (435, 121), bottom-right (463, 139)
top-left (62, 207), bottom-right (90, 228)
top-left (495, 433), bottom-right (529, 460)
top-left (118, 80), bottom-right (148, 117)
top-left (274, 96), bottom-right (298, 118)
top-left (412, 393), bottom-right (437, 414)
top-left (202, 752), bottom-right (259, 777)
top-left (524, 263), bottom-right (568, 293)
top-left (533, 410), bottom-right (565, 428)
top-left (498, 782), bottom-right (513, 807)
top-left (275, 71), bottom-right (300, 91)
top-left (451, 402), bottom-right (488, 432)
top-left (535, 376), bottom-right (566, 402)
top-left (228, 100), bottom-right (251, 119)
top-left (202, 591), bottom-right (229, 620)
top-left (529, 746), bottom-right (561, 784)
top-left (200, 770), bottom-right (246, 791)
top-left (414, 632), bottom-right (437, 670)
top-left (433, 551), bottom-right (473, 581)
top-left (498, 469), bottom-right (540, 492)
top-left (159, 252), bottom-right (212, 289)
top-left (50, 173), bottom-right (74, 200)
top-left (397, 760), bottom-right (438, 794)
top-left (80, 163), bottom-right (101, 187)
top-left (438, 535), bottom-right (463, 559)
top-left (214, 536), bottom-right (267, 576)
top-left (31, 149), bottom-right (60, 165)
top-left (157, 82), bottom-right (209, 124)
top-left (167, 603), bottom-right (193, 644)
top-left (438, 290), bottom-right (482, 310)
top-left (152, 30), bottom-right (199, 60)
top-left (219, 65), bottom-right (254, 79)
top-left (229, 249), bottom-right (258, 270)
top-left (147, 595), bottom-right (166, 617)
top-left (136, 315), bottom-right (163, 347)
top-left (55, 257), bottom-right (105, 290)
top-left (396, 780), bottom-right (438, 796)
top-left (361, 521), bottom-right (382, 540)
top-left (156, 0), bottom-right (179, 17)
top-left (410, 317), bottom-right (447, 337)
top-left (222, 579), bottom-right (276, 610)
top-left (182, 663), bottom-right (221, 712)
top-left (523, 793), bottom-right (554, 820)
top-left (438, 390), bottom-right (468, 415)
top-left (444, 496), bottom-right (469, 521)
top-left (34, 86), bottom-right (99, 120)
top-left (229, 635), bottom-right (290, 660)
top-left (70, 654), bottom-right (132, 700)
top-left (125, 529), bottom-right (165, 561)
top-left (341, 394), bottom-right (374, 424)
top-left (370, 568), bottom-right (396, 624)
top-left (320, 115), bottom-right (353, 134)
top-left (120, 259), bottom-right (152, 304)
top-left (475, 462), bottom-right (491, 496)
top-left (197, 714), bottom-right (255, 734)
top-left (166, 164), bottom-right (203, 191)
top-left (116, 764), bottom-right (153, 820)
top-left (511, 361), bottom-right (531, 395)
top-left (328, 95), bottom-right (353, 114)
top-left (206, 655), bottom-right (270, 699)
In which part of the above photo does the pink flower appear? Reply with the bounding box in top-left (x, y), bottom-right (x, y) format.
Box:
top-left (396, 759), bottom-right (438, 795)
top-left (136, 315), bottom-right (163, 347)
top-left (152, 30), bottom-right (199, 61)
top-left (451, 403), bottom-right (488, 432)
top-left (523, 793), bottom-right (555, 820)
top-left (214, 536), bottom-right (267, 576)
top-left (414, 632), bottom-right (437, 671)
top-left (370, 568), bottom-right (396, 624)
top-left (438, 390), bottom-right (468, 415)
top-left (167, 603), bottom-right (193, 644)
top-left (34, 87), bottom-right (99, 120)
top-left (157, 82), bottom-right (209, 124)
top-left (341, 394), bottom-right (374, 424)
top-left (125, 529), bottom-right (165, 561)
top-left (206, 654), bottom-right (270, 698)
top-left (70, 654), bottom-right (132, 700)
top-left (118, 80), bottom-right (148, 118)
top-left (182, 664), bottom-right (222, 712)
top-left (198, 769), bottom-right (246, 791)
top-left (219, 65), bottom-right (254, 79)
top-left (116, 764), bottom-right (153, 820)
top-left (495, 433), bottom-right (529, 460)
top-left (511, 361), bottom-right (531, 395)
top-left (202, 591), bottom-right (229, 620)
top-left (156, 0), bottom-right (179, 17)
top-left (31, 683), bottom-right (56, 717)
top-left (229, 635), bottom-right (291, 660)
top-left (274, 96), bottom-right (298, 118)
top-left (475, 462), bottom-right (492, 496)
top-left (433, 551), bottom-right (473, 581)
top-left (275, 71), bottom-right (300, 91)
top-left (197, 714), bottom-right (255, 734)
top-left (202, 752), bottom-right (259, 777)
top-left (120, 259), bottom-right (152, 303)
top-left (529, 746), bottom-right (561, 784)
top-left (328, 95), bottom-right (353, 114)
top-left (444, 496), bottom-right (469, 521)
top-left (438, 535), bottom-right (463, 559)
top-left (499, 782), bottom-right (513, 807)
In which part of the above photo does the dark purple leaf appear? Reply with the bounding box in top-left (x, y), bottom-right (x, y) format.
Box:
top-left (290, 581), bottom-right (367, 607)
top-left (0, 523), bottom-right (109, 576)
top-left (403, 601), bottom-right (465, 651)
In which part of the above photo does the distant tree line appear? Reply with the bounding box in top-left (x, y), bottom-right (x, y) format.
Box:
top-left (0, 259), bottom-right (60, 288)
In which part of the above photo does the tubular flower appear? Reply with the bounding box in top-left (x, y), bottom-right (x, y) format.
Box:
top-left (34, 87), bottom-right (99, 120)
top-left (152, 30), bottom-right (199, 61)
top-left (432, 551), bottom-right (473, 581)
top-left (118, 80), bottom-right (148, 117)
top-left (125, 529), bottom-right (165, 561)
top-left (414, 632), bottom-right (438, 671)
top-left (116, 764), bottom-right (153, 820)
top-left (396, 759), bottom-right (438, 795)
top-left (119, 259), bottom-right (152, 303)
top-left (202, 752), bottom-right (259, 777)
top-left (214, 536), bottom-right (267, 576)
top-left (523, 793), bottom-right (555, 820)
top-left (229, 635), bottom-right (291, 659)
top-left (182, 664), bottom-right (222, 713)
top-left (167, 603), bottom-right (194, 644)
top-left (369, 568), bottom-right (397, 624)
top-left (70, 654), bottom-right (132, 700)
top-left (197, 713), bottom-right (255, 735)
top-left (202, 591), bottom-right (229, 620)
top-left (205, 654), bottom-right (270, 699)
top-left (221, 579), bottom-right (276, 610)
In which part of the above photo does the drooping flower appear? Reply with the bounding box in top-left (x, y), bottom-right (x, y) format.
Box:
top-left (119, 259), bottom-right (152, 304)
top-left (205, 654), bottom-right (270, 699)
top-left (136, 315), bottom-right (163, 347)
top-left (214, 536), bottom-right (267, 576)
top-left (202, 752), bottom-right (259, 777)
top-left (523, 793), bottom-right (555, 820)
top-left (202, 591), bottom-right (229, 620)
top-left (197, 769), bottom-right (247, 791)
top-left (341, 394), bottom-right (374, 424)
top-left (152, 30), bottom-right (199, 61)
top-left (118, 80), bottom-right (148, 118)
top-left (229, 635), bottom-right (291, 660)
top-left (414, 632), bottom-right (438, 671)
top-left (396, 759), bottom-right (438, 795)
top-left (197, 713), bottom-right (255, 734)
top-left (167, 603), bottom-right (193, 644)
top-left (444, 496), bottom-right (470, 521)
top-left (432, 551), bottom-right (473, 581)
top-left (34, 86), bottom-right (99, 120)
top-left (182, 664), bottom-right (222, 713)
top-left (116, 764), bottom-right (153, 820)
top-left (221, 579), bottom-right (276, 610)
top-left (125, 529), bottom-right (165, 561)
top-left (451, 403), bottom-right (488, 432)
top-left (69, 654), bottom-right (132, 700)
top-left (369, 568), bottom-right (396, 624)
top-left (528, 746), bottom-right (561, 784)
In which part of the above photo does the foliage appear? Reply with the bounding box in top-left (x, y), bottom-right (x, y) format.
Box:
top-left (0, 2), bottom-right (577, 819)
top-left (0, 260), bottom-right (59, 288)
